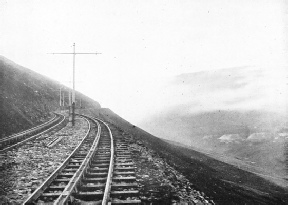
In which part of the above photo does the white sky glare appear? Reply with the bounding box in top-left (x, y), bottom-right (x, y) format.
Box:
top-left (0, 0), bottom-right (287, 124)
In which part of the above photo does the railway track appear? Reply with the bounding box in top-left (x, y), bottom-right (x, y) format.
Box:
top-left (109, 125), bottom-right (141, 204)
top-left (23, 115), bottom-right (141, 205)
top-left (0, 113), bottom-right (66, 153)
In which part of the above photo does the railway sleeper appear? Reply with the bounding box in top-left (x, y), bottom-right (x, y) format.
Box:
top-left (85, 172), bottom-right (108, 178)
top-left (89, 167), bottom-right (109, 172)
top-left (116, 145), bottom-right (128, 148)
top-left (74, 191), bottom-right (104, 201)
top-left (37, 194), bottom-right (60, 203)
top-left (90, 164), bottom-right (109, 168)
top-left (112, 182), bottom-right (138, 188)
top-left (111, 190), bottom-right (139, 195)
top-left (114, 167), bottom-right (135, 171)
top-left (91, 163), bottom-right (110, 167)
top-left (95, 153), bottom-right (110, 156)
top-left (116, 146), bottom-right (128, 149)
top-left (115, 161), bottom-right (132, 165)
top-left (116, 155), bottom-right (131, 158)
top-left (94, 157), bottom-right (110, 161)
top-left (97, 148), bottom-right (110, 151)
top-left (54, 178), bottom-right (71, 182)
top-left (111, 186), bottom-right (138, 191)
top-left (61, 170), bottom-right (78, 174)
top-left (115, 162), bottom-right (134, 166)
top-left (113, 176), bottom-right (136, 181)
top-left (82, 177), bottom-right (107, 183)
top-left (72, 157), bottom-right (86, 161)
top-left (115, 159), bottom-right (132, 162)
top-left (114, 171), bottom-right (135, 175)
top-left (111, 199), bottom-right (141, 205)
top-left (116, 156), bottom-right (131, 159)
top-left (116, 151), bottom-right (130, 154)
top-left (66, 164), bottom-right (81, 169)
top-left (91, 161), bottom-right (110, 166)
top-left (77, 184), bottom-right (105, 192)
top-left (44, 186), bottom-right (66, 193)
top-left (58, 172), bottom-right (75, 177)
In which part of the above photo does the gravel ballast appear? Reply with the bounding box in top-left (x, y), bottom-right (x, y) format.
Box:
top-left (0, 117), bottom-right (89, 204)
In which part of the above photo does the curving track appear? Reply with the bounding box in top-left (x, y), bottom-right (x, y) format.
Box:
top-left (0, 113), bottom-right (66, 153)
top-left (23, 115), bottom-right (141, 205)
top-left (109, 125), bottom-right (141, 204)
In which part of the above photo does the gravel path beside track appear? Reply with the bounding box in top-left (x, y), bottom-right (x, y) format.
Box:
top-left (0, 117), bottom-right (89, 204)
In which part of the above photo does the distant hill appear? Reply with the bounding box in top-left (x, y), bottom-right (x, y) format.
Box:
top-left (143, 109), bottom-right (285, 139)
top-left (0, 56), bottom-right (101, 138)
top-left (139, 66), bottom-right (287, 182)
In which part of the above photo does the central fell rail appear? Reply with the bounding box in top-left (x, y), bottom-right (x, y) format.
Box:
top-left (23, 115), bottom-right (141, 205)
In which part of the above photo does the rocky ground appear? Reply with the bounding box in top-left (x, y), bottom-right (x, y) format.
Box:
top-left (0, 117), bottom-right (89, 204)
top-left (123, 132), bottom-right (215, 205)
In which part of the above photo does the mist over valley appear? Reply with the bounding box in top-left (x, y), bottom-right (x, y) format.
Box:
top-left (140, 66), bottom-right (288, 183)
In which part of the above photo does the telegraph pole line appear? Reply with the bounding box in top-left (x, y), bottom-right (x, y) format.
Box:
top-left (48, 43), bottom-right (101, 126)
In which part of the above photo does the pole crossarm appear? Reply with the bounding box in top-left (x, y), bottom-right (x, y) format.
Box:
top-left (48, 43), bottom-right (101, 126)
top-left (48, 52), bottom-right (101, 55)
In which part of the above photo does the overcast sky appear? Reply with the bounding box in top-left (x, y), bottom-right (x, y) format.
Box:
top-left (0, 0), bottom-right (287, 124)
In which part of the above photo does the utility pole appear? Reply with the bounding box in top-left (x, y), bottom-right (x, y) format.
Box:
top-left (59, 87), bottom-right (62, 107)
top-left (69, 91), bottom-right (72, 110)
top-left (48, 43), bottom-right (101, 126)
top-left (62, 91), bottom-right (65, 107)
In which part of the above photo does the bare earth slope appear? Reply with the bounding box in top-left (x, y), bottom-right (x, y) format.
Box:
top-left (99, 108), bottom-right (288, 205)
top-left (0, 56), bottom-right (101, 138)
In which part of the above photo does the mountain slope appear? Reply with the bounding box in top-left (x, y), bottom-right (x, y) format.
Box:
top-left (99, 108), bottom-right (288, 205)
top-left (0, 56), bottom-right (101, 138)
top-left (139, 66), bottom-right (287, 183)
top-left (1, 56), bottom-right (287, 204)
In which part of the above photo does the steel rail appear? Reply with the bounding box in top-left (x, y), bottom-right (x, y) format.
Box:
top-left (65, 115), bottom-right (140, 204)
top-left (35, 114), bottom-right (66, 140)
top-left (100, 118), bottom-right (114, 205)
top-left (46, 135), bottom-right (64, 148)
top-left (21, 113), bottom-right (140, 204)
top-left (23, 116), bottom-right (92, 205)
top-left (0, 113), bottom-right (57, 143)
top-left (0, 113), bottom-right (66, 153)
top-left (55, 117), bottom-right (102, 204)
top-left (108, 122), bottom-right (141, 204)
top-left (71, 114), bottom-right (115, 205)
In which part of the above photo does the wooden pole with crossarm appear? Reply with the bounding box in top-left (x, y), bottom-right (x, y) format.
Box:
top-left (48, 43), bottom-right (101, 126)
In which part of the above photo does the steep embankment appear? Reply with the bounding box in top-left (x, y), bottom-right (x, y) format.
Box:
top-left (99, 108), bottom-right (288, 205)
top-left (0, 56), bottom-right (101, 138)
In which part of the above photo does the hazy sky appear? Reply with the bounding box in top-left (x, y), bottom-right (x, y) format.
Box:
top-left (0, 0), bottom-right (287, 124)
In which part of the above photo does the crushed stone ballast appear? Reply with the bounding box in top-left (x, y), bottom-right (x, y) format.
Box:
top-left (23, 114), bottom-right (141, 205)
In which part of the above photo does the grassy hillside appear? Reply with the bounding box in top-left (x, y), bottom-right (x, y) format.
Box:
top-left (0, 56), bottom-right (101, 138)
